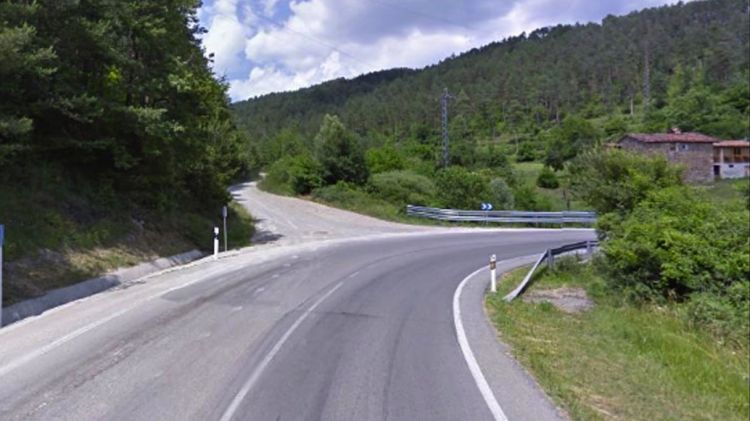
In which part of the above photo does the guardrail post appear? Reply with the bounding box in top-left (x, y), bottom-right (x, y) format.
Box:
top-left (489, 254), bottom-right (497, 293)
top-left (546, 249), bottom-right (554, 269)
top-left (586, 240), bottom-right (593, 256)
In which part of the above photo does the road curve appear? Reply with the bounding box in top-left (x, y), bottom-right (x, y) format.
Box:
top-left (0, 183), bottom-right (592, 420)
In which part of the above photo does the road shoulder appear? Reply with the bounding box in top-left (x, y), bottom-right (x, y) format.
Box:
top-left (458, 255), bottom-right (568, 421)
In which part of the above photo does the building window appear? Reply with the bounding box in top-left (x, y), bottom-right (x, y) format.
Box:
top-left (680, 143), bottom-right (689, 151)
top-left (732, 147), bottom-right (743, 163)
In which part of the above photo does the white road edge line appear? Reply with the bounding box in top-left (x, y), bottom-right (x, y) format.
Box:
top-left (454, 266), bottom-right (509, 421)
top-left (219, 281), bottom-right (344, 421)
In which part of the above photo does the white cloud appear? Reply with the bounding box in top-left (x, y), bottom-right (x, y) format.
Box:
top-left (199, 0), bottom-right (679, 101)
top-left (202, 0), bottom-right (248, 76)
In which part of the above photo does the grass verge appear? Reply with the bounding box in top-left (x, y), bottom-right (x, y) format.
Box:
top-left (486, 258), bottom-right (750, 421)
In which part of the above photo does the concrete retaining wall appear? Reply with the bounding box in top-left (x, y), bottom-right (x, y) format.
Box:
top-left (2, 249), bottom-right (204, 326)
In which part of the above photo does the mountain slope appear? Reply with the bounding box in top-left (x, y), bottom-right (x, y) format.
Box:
top-left (233, 0), bottom-right (749, 153)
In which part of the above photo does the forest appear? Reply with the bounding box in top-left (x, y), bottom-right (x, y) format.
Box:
top-left (0, 1), bottom-right (254, 303)
top-left (234, 0), bottom-right (749, 178)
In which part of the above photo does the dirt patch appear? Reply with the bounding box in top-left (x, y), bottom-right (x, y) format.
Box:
top-left (523, 287), bottom-right (593, 313)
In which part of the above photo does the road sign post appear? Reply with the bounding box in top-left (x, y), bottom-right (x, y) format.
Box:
top-left (213, 226), bottom-right (219, 260)
top-left (1, 224), bottom-right (4, 327)
top-left (481, 203), bottom-right (493, 225)
top-left (490, 254), bottom-right (497, 293)
top-left (222, 206), bottom-right (228, 252)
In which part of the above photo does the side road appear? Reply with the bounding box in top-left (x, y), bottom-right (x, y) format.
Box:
top-left (230, 181), bottom-right (423, 245)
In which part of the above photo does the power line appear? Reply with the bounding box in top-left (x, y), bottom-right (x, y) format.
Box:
top-left (251, 13), bottom-right (374, 72)
top-left (363, 0), bottom-right (481, 34)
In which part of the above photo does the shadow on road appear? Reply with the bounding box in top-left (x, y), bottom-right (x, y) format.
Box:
top-left (251, 217), bottom-right (284, 245)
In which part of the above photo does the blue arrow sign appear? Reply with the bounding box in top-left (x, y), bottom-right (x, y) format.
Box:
top-left (480, 203), bottom-right (493, 211)
top-left (0, 224), bottom-right (4, 247)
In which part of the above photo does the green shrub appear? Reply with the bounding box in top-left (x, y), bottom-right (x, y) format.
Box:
top-left (262, 154), bottom-right (323, 195)
top-left (311, 181), bottom-right (401, 220)
top-left (602, 186), bottom-right (749, 309)
top-left (685, 286), bottom-right (749, 346)
top-left (536, 166), bottom-right (560, 189)
top-left (311, 181), bottom-right (360, 204)
top-left (513, 184), bottom-right (553, 211)
top-left (568, 149), bottom-right (683, 214)
top-left (314, 115), bottom-right (368, 184)
top-left (365, 145), bottom-right (405, 174)
top-left (488, 178), bottom-right (514, 209)
top-left (741, 180), bottom-right (750, 209)
top-left (516, 140), bottom-right (537, 162)
top-left (545, 115), bottom-right (600, 170)
top-left (369, 170), bottom-right (435, 205)
top-left (435, 166), bottom-right (490, 209)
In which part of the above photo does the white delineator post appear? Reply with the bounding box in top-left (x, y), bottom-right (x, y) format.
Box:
top-left (213, 226), bottom-right (219, 260)
top-left (490, 254), bottom-right (497, 293)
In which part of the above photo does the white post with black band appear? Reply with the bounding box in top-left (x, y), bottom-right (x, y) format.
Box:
top-left (490, 254), bottom-right (497, 293)
top-left (213, 226), bottom-right (219, 260)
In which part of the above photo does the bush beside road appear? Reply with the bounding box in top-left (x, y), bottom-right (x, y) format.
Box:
top-left (486, 258), bottom-right (749, 421)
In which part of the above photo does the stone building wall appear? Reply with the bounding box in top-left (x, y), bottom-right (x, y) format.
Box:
top-left (619, 137), bottom-right (714, 182)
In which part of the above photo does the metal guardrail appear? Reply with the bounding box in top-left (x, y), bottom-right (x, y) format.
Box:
top-left (406, 205), bottom-right (597, 225)
top-left (503, 240), bottom-right (599, 302)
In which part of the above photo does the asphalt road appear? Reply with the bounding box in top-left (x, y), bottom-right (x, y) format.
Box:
top-left (0, 183), bottom-right (594, 420)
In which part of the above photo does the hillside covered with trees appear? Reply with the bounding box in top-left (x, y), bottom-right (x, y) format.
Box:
top-left (0, 1), bottom-right (255, 303)
top-left (234, 0), bottom-right (749, 173)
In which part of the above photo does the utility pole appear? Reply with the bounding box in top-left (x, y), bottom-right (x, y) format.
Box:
top-left (441, 88), bottom-right (453, 168)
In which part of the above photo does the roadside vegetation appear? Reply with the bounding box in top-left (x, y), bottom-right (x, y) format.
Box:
top-left (248, 1), bottom-right (748, 220)
top-left (487, 150), bottom-right (750, 420)
top-left (240, 0), bottom-right (748, 218)
top-left (487, 259), bottom-right (749, 421)
top-left (259, 114), bottom-right (590, 221)
top-left (0, 3), bottom-right (256, 305)
top-left (0, 176), bottom-right (254, 306)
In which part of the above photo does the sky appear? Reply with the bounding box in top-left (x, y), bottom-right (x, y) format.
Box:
top-left (198, 0), bottom-right (678, 101)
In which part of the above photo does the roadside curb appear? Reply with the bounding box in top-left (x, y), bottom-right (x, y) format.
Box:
top-left (2, 249), bottom-right (204, 326)
top-left (456, 255), bottom-right (568, 421)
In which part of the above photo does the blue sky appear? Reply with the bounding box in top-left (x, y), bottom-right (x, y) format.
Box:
top-left (198, 0), bottom-right (679, 101)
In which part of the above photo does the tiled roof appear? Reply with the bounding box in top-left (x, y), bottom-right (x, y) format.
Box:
top-left (621, 132), bottom-right (720, 143)
top-left (714, 140), bottom-right (750, 147)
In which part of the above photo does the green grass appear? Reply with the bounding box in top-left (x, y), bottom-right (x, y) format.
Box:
top-left (512, 162), bottom-right (590, 211)
top-left (487, 260), bottom-right (750, 421)
top-left (226, 201), bottom-right (255, 249)
top-left (700, 178), bottom-right (749, 209)
top-left (513, 161), bottom-right (545, 181)
top-left (309, 183), bottom-right (455, 226)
